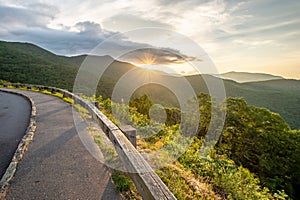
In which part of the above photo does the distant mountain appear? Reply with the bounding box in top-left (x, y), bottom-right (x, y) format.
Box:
top-left (0, 40), bottom-right (137, 92)
top-left (224, 79), bottom-right (300, 129)
top-left (218, 71), bottom-right (284, 83)
top-left (1, 40), bottom-right (300, 129)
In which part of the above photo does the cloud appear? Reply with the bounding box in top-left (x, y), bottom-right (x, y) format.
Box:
top-left (0, 4), bottom-right (58, 30)
top-left (0, 3), bottom-right (149, 56)
top-left (0, 0), bottom-right (237, 55)
top-left (0, 20), bottom-right (110, 55)
top-left (120, 47), bottom-right (201, 65)
top-left (0, 2), bottom-right (201, 59)
top-left (1, 0), bottom-right (300, 78)
top-left (75, 21), bottom-right (102, 34)
top-left (233, 39), bottom-right (274, 46)
top-left (1, 10), bottom-right (195, 60)
top-left (102, 14), bottom-right (174, 32)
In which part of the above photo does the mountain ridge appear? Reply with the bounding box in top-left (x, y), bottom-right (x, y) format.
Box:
top-left (1, 40), bottom-right (300, 129)
top-left (218, 71), bottom-right (284, 83)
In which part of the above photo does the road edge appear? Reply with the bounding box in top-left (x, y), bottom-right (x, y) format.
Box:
top-left (0, 89), bottom-right (37, 200)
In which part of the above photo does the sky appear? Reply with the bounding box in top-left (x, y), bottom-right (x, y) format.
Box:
top-left (0, 0), bottom-right (300, 79)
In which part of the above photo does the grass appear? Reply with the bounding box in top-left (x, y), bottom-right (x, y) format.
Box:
top-left (0, 84), bottom-right (75, 105)
top-left (111, 171), bottom-right (141, 200)
top-left (156, 162), bottom-right (222, 200)
top-left (111, 171), bottom-right (130, 192)
top-left (93, 134), bottom-right (118, 163)
top-left (81, 110), bottom-right (141, 199)
top-left (70, 100), bottom-right (141, 199)
top-left (73, 104), bottom-right (90, 119)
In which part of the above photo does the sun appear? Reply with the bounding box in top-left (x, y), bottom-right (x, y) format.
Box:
top-left (134, 52), bottom-right (157, 65)
top-left (141, 53), bottom-right (156, 65)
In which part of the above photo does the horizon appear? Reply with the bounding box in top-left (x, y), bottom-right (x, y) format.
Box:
top-left (1, 2), bottom-right (300, 198)
top-left (2, 38), bottom-right (297, 80)
top-left (1, 0), bottom-right (300, 79)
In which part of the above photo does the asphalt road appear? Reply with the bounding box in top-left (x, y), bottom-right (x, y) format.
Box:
top-left (0, 91), bottom-right (31, 179)
top-left (2, 89), bottom-right (120, 200)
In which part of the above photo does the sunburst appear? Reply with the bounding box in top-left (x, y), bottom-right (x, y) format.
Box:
top-left (136, 51), bottom-right (157, 65)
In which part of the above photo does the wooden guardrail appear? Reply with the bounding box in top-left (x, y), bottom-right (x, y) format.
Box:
top-left (1, 83), bottom-right (176, 200)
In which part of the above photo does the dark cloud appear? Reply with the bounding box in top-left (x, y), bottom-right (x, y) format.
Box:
top-left (75, 21), bottom-right (102, 34)
top-left (0, 3), bottom-right (111, 55)
top-left (0, 5), bottom-right (58, 29)
top-left (4, 23), bottom-right (112, 55)
top-left (1, 20), bottom-right (154, 56)
top-left (0, 3), bottom-right (156, 56)
top-left (120, 48), bottom-right (201, 65)
top-left (0, 3), bottom-right (198, 61)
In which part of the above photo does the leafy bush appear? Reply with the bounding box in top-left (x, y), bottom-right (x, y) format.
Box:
top-left (100, 94), bottom-right (300, 199)
top-left (179, 138), bottom-right (280, 199)
top-left (111, 171), bottom-right (131, 192)
top-left (217, 98), bottom-right (300, 198)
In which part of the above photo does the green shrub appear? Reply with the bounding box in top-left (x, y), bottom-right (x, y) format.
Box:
top-left (111, 172), bottom-right (131, 192)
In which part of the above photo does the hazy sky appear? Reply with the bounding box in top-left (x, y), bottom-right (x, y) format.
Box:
top-left (0, 0), bottom-right (299, 78)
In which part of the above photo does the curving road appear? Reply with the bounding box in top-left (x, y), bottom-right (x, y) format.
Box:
top-left (1, 89), bottom-right (120, 200)
top-left (0, 91), bottom-right (31, 179)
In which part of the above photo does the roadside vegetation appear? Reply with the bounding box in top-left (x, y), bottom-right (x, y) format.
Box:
top-left (90, 93), bottom-right (298, 199)
top-left (1, 82), bottom-right (299, 199)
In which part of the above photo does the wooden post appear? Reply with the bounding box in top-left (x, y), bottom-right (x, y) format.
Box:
top-left (63, 92), bottom-right (70, 99)
top-left (94, 101), bottom-right (99, 109)
top-left (91, 101), bottom-right (100, 109)
top-left (119, 125), bottom-right (137, 148)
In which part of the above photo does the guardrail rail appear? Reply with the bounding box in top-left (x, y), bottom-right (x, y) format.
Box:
top-left (0, 83), bottom-right (176, 200)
